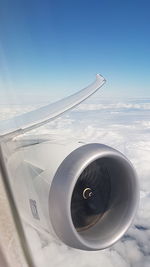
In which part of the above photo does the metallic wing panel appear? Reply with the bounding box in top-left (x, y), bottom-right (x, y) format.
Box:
top-left (0, 74), bottom-right (105, 139)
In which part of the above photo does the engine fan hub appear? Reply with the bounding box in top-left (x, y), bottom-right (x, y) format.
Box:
top-left (83, 188), bottom-right (93, 199)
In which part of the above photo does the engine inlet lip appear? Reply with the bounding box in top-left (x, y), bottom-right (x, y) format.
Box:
top-left (49, 143), bottom-right (139, 251)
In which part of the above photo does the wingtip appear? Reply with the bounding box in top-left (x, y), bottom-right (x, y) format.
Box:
top-left (96, 73), bottom-right (106, 83)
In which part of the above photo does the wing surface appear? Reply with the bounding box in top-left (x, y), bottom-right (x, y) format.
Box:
top-left (0, 74), bottom-right (105, 139)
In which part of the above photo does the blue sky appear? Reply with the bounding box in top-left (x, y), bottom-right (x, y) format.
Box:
top-left (0, 0), bottom-right (150, 102)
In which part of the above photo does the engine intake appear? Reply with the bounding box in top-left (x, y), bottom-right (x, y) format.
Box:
top-left (49, 143), bottom-right (139, 251)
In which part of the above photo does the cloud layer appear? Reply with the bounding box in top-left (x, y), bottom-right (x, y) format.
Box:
top-left (0, 98), bottom-right (150, 267)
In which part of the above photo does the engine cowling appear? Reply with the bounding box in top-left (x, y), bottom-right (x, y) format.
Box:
top-left (49, 143), bottom-right (139, 251)
top-left (8, 141), bottom-right (139, 251)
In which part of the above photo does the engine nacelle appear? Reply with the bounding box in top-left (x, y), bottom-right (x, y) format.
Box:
top-left (9, 141), bottom-right (139, 251)
top-left (49, 143), bottom-right (139, 251)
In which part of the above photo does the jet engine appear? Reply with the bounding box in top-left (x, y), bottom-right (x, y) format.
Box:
top-left (9, 141), bottom-right (139, 251)
top-left (49, 143), bottom-right (139, 251)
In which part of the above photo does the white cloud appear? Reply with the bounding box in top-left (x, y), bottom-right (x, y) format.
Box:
top-left (75, 102), bottom-right (150, 111)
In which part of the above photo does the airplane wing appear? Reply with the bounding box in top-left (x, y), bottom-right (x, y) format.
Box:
top-left (0, 74), bottom-right (105, 139)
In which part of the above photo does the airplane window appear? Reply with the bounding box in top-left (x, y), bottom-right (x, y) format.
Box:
top-left (0, 1), bottom-right (149, 267)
